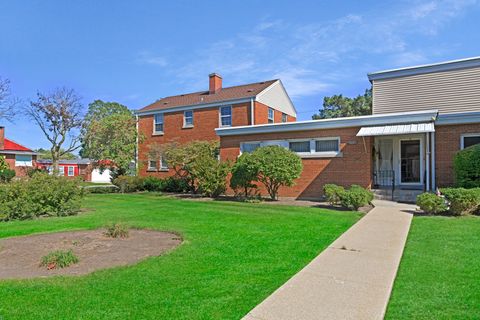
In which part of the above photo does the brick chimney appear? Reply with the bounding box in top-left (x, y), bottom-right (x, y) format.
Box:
top-left (0, 127), bottom-right (4, 150)
top-left (209, 73), bottom-right (222, 94)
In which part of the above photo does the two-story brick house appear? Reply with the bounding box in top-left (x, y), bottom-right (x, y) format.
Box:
top-left (217, 57), bottom-right (480, 201)
top-left (136, 73), bottom-right (296, 177)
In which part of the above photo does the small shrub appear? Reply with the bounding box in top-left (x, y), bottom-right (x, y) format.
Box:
top-left (104, 223), bottom-right (129, 238)
top-left (416, 193), bottom-right (448, 215)
top-left (454, 144), bottom-right (480, 188)
top-left (26, 167), bottom-right (44, 178)
top-left (339, 185), bottom-right (373, 210)
top-left (230, 153), bottom-right (258, 197)
top-left (143, 176), bottom-right (164, 192)
top-left (40, 250), bottom-right (79, 269)
top-left (196, 160), bottom-right (231, 198)
top-left (441, 188), bottom-right (480, 216)
top-left (249, 146), bottom-right (303, 200)
top-left (85, 185), bottom-right (119, 194)
top-left (323, 184), bottom-right (345, 205)
top-left (0, 169), bottom-right (15, 183)
top-left (112, 175), bottom-right (145, 193)
top-left (161, 176), bottom-right (190, 193)
top-left (0, 173), bottom-right (84, 221)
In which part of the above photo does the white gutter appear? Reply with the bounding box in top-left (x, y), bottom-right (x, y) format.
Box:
top-left (135, 114), bottom-right (139, 173)
top-left (250, 98), bottom-right (255, 125)
top-left (431, 131), bottom-right (436, 191)
top-left (426, 132), bottom-right (430, 191)
top-left (135, 97), bottom-right (254, 116)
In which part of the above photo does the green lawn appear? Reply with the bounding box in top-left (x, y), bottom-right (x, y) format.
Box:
top-left (0, 193), bottom-right (359, 319)
top-left (386, 215), bottom-right (480, 319)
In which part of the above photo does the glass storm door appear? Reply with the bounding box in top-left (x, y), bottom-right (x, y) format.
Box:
top-left (400, 140), bottom-right (421, 183)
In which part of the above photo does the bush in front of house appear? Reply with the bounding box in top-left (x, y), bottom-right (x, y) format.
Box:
top-left (0, 173), bottom-right (84, 221)
top-left (0, 169), bottom-right (15, 183)
top-left (440, 188), bottom-right (480, 216)
top-left (339, 185), bottom-right (373, 210)
top-left (230, 152), bottom-right (259, 198)
top-left (416, 193), bottom-right (449, 215)
top-left (323, 184), bottom-right (345, 205)
top-left (85, 185), bottom-right (119, 194)
top-left (454, 144), bottom-right (480, 188)
top-left (248, 145), bottom-right (303, 200)
top-left (160, 176), bottom-right (190, 193)
top-left (112, 175), bottom-right (145, 193)
top-left (142, 176), bottom-right (164, 192)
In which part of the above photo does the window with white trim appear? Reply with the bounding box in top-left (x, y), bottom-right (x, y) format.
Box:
top-left (67, 166), bottom-right (75, 176)
top-left (148, 160), bottom-right (157, 170)
top-left (282, 113), bottom-right (287, 123)
top-left (461, 134), bottom-right (480, 149)
top-left (241, 142), bottom-right (261, 153)
top-left (58, 166), bottom-right (65, 176)
top-left (289, 141), bottom-right (310, 153)
top-left (184, 110), bottom-right (193, 127)
top-left (315, 139), bottom-right (340, 152)
top-left (154, 113), bottom-right (164, 133)
top-left (160, 156), bottom-right (168, 170)
top-left (220, 106), bottom-right (232, 127)
top-left (268, 108), bottom-right (274, 123)
top-left (15, 154), bottom-right (32, 167)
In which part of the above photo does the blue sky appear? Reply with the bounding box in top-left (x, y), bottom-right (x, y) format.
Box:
top-left (1, 0), bottom-right (480, 150)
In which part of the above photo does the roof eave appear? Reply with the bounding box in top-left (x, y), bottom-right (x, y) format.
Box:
top-left (215, 110), bottom-right (439, 137)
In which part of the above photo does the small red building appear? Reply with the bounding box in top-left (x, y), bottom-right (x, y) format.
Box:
top-left (0, 127), bottom-right (38, 177)
top-left (36, 159), bottom-right (92, 180)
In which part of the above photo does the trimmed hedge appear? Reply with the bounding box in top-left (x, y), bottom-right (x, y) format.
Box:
top-left (416, 193), bottom-right (448, 215)
top-left (0, 173), bottom-right (84, 221)
top-left (112, 175), bottom-right (189, 194)
top-left (339, 185), bottom-right (373, 210)
top-left (323, 184), bottom-right (345, 205)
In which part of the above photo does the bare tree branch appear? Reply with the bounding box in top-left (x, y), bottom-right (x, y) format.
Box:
top-left (0, 77), bottom-right (19, 122)
top-left (24, 87), bottom-right (84, 171)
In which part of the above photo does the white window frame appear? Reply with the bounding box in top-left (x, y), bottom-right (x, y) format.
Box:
top-left (58, 166), bottom-right (65, 176)
top-left (183, 110), bottom-right (194, 128)
top-left (239, 137), bottom-right (341, 158)
top-left (160, 156), bottom-right (168, 170)
top-left (15, 154), bottom-right (33, 167)
top-left (219, 105), bottom-right (232, 127)
top-left (153, 113), bottom-right (164, 134)
top-left (460, 133), bottom-right (480, 149)
top-left (240, 141), bottom-right (262, 154)
top-left (147, 160), bottom-right (157, 171)
top-left (268, 108), bottom-right (274, 123)
top-left (67, 166), bottom-right (75, 177)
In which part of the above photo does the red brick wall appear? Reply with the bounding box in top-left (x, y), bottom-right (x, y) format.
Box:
top-left (0, 127), bottom-right (4, 150)
top-left (3, 153), bottom-right (37, 177)
top-left (138, 102), bottom-right (252, 177)
top-left (435, 123), bottom-right (480, 187)
top-left (220, 127), bottom-right (373, 199)
top-left (254, 101), bottom-right (296, 124)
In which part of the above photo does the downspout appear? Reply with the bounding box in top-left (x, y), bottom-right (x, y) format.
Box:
top-left (426, 132), bottom-right (430, 192)
top-left (250, 98), bottom-right (255, 125)
top-left (431, 131), bottom-right (436, 191)
top-left (135, 114), bottom-right (139, 174)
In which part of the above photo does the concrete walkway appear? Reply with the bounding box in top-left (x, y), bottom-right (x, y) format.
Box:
top-left (243, 200), bottom-right (415, 320)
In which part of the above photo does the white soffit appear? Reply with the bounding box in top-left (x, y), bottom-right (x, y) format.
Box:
top-left (356, 122), bottom-right (435, 137)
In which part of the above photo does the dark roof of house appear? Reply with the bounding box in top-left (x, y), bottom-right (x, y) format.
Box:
top-left (3, 138), bottom-right (34, 152)
top-left (37, 159), bottom-right (91, 165)
top-left (138, 79), bottom-right (278, 113)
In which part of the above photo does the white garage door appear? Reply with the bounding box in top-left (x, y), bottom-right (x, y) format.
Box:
top-left (91, 168), bottom-right (112, 183)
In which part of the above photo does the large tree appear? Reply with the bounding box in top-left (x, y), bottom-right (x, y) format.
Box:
top-left (0, 77), bottom-right (19, 121)
top-left (312, 88), bottom-right (372, 119)
top-left (80, 100), bottom-right (137, 176)
top-left (25, 88), bottom-right (84, 172)
top-left (35, 148), bottom-right (77, 160)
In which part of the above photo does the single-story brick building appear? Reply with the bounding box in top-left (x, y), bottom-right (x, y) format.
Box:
top-left (216, 57), bottom-right (480, 201)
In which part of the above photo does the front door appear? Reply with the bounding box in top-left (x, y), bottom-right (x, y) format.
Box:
top-left (400, 140), bottom-right (421, 184)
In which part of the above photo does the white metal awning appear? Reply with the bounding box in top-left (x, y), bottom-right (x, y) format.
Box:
top-left (356, 122), bottom-right (435, 137)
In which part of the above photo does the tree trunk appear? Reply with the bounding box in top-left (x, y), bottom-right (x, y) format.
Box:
top-left (51, 148), bottom-right (60, 174)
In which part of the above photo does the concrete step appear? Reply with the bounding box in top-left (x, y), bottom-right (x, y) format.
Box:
top-left (373, 189), bottom-right (423, 203)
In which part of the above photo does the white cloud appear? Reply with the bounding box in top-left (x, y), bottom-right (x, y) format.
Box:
top-left (158, 0), bottom-right (477, 98)
top-left (137, 51), bottom-right (168, 67)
